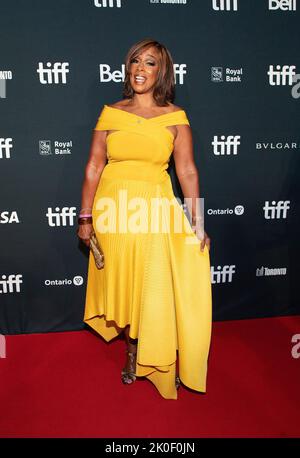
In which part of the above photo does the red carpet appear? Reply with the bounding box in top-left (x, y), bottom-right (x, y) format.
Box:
top-left (0, 315), bottom-right (299, 438)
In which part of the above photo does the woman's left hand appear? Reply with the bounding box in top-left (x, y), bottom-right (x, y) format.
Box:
top-left (193, 225), bottom-right (211, 252)
top-left (200, 231), bottom-right (211, 252)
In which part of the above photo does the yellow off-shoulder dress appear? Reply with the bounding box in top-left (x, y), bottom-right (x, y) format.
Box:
top-left (83, 104), bottom-right (212, 400)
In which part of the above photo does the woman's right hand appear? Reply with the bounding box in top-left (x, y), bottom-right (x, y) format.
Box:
top-left (77, 223), bottom-right (94, 247)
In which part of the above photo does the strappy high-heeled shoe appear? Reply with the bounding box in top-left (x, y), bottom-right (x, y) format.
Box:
top-left (121, 349), bottom-right (137, 385)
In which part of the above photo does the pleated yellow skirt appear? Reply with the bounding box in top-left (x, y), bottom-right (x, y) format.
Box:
top-left (84, 164), bottom-right (212, 400)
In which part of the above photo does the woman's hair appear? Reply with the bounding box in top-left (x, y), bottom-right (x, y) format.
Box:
top-left (122, 38), bottom-right (175, 106)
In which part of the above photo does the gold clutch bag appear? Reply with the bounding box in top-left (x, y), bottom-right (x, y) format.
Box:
top-left (89, 230), bottom-right (104, 269)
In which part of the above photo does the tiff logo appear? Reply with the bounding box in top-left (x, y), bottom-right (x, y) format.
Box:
top-left (94, 0), bottom-right (122, 6)
top-left (99, 63), bottom-right (187, 85)
top-left (212, 0), bottom-right (238, 10)
top-left (0, 138), bottom-right (13, 159)
top-left (0, 274), bottom-right (23, 294)
top-left (212, 135), bottom-right (241, 155)
top-left (263, 200), bottom-right (290, 219)
top-left (269, 0), bottom-right (297, 10)
top-left (268, 65), bottom-right (297, 86)
top-left (46, 207), bottom-right (77, 226)
top-left (211, 265), bottom-right (236, 283)
top-left (37, 62), bottom-right (70, 84)
top-left (0, 335), bottom-right (6, 359)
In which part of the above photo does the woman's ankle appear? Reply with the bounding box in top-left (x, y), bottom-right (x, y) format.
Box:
top-left (127, 338), bottom-right (138, 354)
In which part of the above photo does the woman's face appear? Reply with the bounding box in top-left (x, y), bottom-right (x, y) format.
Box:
top-left (129, 46), bottom-right (160, 95)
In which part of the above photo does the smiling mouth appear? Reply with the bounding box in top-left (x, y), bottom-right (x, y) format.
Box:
top-left (134, 75), bottom-right (146, 84)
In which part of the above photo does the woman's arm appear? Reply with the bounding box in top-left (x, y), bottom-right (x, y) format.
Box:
top-left (173, 124), bottom-right (210, 251)
top-left (77, 130), bottom-right (107, 246)
top-left (80, 129), bottom-right (108, 213)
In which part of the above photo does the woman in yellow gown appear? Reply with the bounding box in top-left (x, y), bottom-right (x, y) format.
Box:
top-left (77, 38), bottom-right (212, 400)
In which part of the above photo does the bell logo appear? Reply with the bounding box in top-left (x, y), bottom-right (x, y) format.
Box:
top-left (269, 0), bottom-right (297, 11)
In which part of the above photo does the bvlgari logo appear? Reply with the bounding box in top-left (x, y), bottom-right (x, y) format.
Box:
top-left (256, 141), bottom-right (300, 151)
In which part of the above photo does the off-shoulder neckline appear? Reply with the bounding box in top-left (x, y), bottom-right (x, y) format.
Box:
top-left (104, 104), bottom-right (185, 121)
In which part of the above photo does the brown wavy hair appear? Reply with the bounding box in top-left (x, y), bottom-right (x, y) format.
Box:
top-left (122, 38), bottom-right (175, 106)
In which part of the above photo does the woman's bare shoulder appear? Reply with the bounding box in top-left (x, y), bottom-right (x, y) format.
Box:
top-left (106, 100), bottom-right (129, 109)
top-left (167, 102), bottom-right (185, 113)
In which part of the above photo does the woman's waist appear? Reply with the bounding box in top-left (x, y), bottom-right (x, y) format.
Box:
top-left (101, 160), bottom-right (169, 184)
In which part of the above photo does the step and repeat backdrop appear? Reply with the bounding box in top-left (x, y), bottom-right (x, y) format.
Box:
top-left (0, 0), bottom-right (299, 334)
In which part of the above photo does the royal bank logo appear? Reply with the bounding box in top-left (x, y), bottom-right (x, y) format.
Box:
top-left (212, 135), bottom-right (241, 155)
top-left (211, 265), bottom-right (236, 283)
top-left (211, 67), bottom-right (223, 82)
top-left (269, 0), bottom-right (297, 11)
top-left (0, 138), bottom-right (13, 159)
top-left (0, 274), bottom-right (23, 294)
top-left (212, 0), bottom-right (238, 11)
top-left (268, 65), bottom-right (297, 86)
top-left (94, 0), bottom-right (122, 7)
top-left (211, 67), bottom-right (243, 82)
top-left (37, 62), bottom-right (70, 84)
top-left (39, 140), bottom-right (73, 156)
top-left (263, 200), bottom-right (290, 219)
top-left (39, 140), bottom-right (52, 155)
top-left (99, 63), bottom-right (187, 85)
top-left (256, 266), bottom-right (287, 276)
